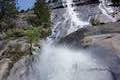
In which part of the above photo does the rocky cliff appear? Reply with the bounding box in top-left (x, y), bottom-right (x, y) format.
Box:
top-left (48, 0), bottom-right (120, 43)
top-left (0, 38), bottom-right (31, 80)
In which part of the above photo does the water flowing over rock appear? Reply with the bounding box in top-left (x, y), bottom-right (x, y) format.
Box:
top-left (7, 41), bottom-right (120, 80)
top-left (2, 0), bottom-right (120, 80)
top-left (47, 0), bottom-right (120, 43)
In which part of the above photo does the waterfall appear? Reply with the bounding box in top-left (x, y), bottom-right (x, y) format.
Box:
top-left (48, 0), bottom-right (90, 43)
top-left (7, 0), bottom-right (119, 80)
top-left (48, 0), bottom-right (119, 44)
top-left (99, 0), bottom-right (117, 22)
top-left (7, 44), bottom-right (113, 80)
top-left (32, 44), bottom-right (111, 80)
top-left (62, 0), bottom-right (90, 34)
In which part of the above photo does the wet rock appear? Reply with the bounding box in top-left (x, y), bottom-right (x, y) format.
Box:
top-left (50, 0), bottom-right (120, 42)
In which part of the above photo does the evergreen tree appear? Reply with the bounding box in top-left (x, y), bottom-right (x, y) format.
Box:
top-left (32, 0), bottom-right (51, 27)
top-left (0, 0), bottom-right (17, 32)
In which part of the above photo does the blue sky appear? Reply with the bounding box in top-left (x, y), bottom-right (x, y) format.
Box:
top-left (17, 0), bottom-right (36, 10)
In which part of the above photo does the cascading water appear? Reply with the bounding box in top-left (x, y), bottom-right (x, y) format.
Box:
top-left (7, 43), bottom-right (115, 80)
top-left (99, 0), bottom-right (117, 22)
top-left (48, 0), bottom-right (119, 44)
top-left (47, 0), bottom-right (90, 44)
top-left (7, 0), bottom-right (120, 80)
top-left (48, 0), bottom-right (90, 43)
top-left (62, 0), bottom-right (90, 34)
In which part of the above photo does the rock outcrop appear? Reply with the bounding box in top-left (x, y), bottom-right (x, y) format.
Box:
top-left (48, 0), bottom-right (120, 43)
top-left (0, 38), bottom-right (31, 80)
top-left (83, 33), bottom-right (120, 57)
top-left (59, 21), bottom-right (120, 80)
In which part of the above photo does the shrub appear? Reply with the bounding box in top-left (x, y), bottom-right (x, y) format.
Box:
top-left (24, 26), bottom-right (51, 43)
top-left (24, 27), bottom-right (40, 43)
top-left (24, 26), bottom-right (51, 54)
top-left (5, 28), bottom-right (25, 38)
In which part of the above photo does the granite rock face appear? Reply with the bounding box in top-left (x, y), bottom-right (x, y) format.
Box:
top-left (60, 21), bottom-right (120, 80)
top-left (0, 38), bottom-right (31, 80)
top-left (48, 0), bottom-right (120, 43)
top-left (46, 0), bottom-right (99, 9)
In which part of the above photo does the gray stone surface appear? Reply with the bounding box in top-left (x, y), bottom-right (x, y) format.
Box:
top-left (0, 38), bottom-right (31, 80)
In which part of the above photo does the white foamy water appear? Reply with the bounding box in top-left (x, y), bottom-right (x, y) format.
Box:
top-left (99, 0), bottom-right (117, 22)
top-left (62, 0), bottom-right (89, 34)
top-left (33, 44), bottom-right (111, 80)
top-left (7, 43), bottom-right (113, 80)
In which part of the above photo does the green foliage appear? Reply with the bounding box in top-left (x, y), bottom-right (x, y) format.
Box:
top-left (5, 28), bottom-right (25, 38)
top-left (24, 27), bottom-right (40, 43)
top-left (24, 26), bottom-right (51, 54)
top-left (27, 16), bottom-right (41, 27)
top-left (0, 0), bottom-right (17, 32)
top-left (5, 26), bottom-right (51, 42)
top-left (0, 0), bottom-right (17, 18)
top-left (25, 0), bottom-right (52, 45)
top-left (0, 18), bottom-right (16, 32)
top-left (24, 26), bottom-right (51, 43)
top-left (32, 0), bottom-right (51, 27)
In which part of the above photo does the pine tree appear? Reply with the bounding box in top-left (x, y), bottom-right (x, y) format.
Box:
top-left (33, 0), bottom-right (51, 27)
top-left (0, 0), bottom-right (17, 32)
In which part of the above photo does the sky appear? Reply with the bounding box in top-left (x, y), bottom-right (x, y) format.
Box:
top-left (17, 0), bottom-right (36, 11)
